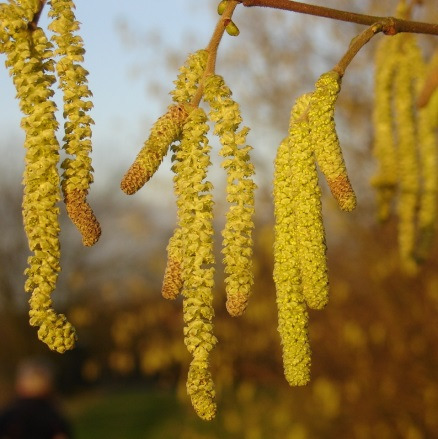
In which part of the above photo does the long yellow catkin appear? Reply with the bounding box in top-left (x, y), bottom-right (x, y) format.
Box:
top-left (416, 54), bottom-right (438, 261)
top-left (1, 2), bottom-right (76, 352)
top-left (273, 132), bottom-right (311, 386)
top-left (49, 0), bottom-right (100, 247)
top-left (173, 108), bottom-right (217, 420)
top-left (371, 36), bottom-right (401, 222)
top-left (291, 94), bottom-right (329, 311)
top-left (393, 34), bottom-right (421, 275)
top-left (203, 74), bottom-right (256, 317)
top-left (308, 71), bottom-right (356, 212)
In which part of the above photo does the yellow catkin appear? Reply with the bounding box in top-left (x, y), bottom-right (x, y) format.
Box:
top-left (49, 0), bottom-right (101, 247)
top-left (308, 71), bottom-right (356, 212)
top-left (121, 104), bottom-right (190, 195)
top-left (371, 36), bottom-right (401, 221)
top-left (393, 34), bottom-right (421, 275)
top-left (273, 135), bottom-right (311, 386)
top-left (416, 54), bottom-right (438, 261)
top-left (172, 108), bottom-right (217, 420)
top-left (1, 4), bottom-right (76, 352)
top-left (203, 74), bottom-right (256, 317)
top-left (290, 94), bottom-right (329, 310)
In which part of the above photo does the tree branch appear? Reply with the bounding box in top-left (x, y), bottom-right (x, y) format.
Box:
top-left (238, 0), bottom-right (438, 36)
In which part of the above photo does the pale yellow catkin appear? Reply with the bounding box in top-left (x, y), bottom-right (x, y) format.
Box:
top-left (371, 36), bottom-right (401, 222)
top-left (308, 71), bottom-right (356, 212)
top-left (393, 34), bottom-right (421, 275)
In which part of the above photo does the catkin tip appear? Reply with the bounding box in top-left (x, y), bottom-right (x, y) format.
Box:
top-left (162, 257), bottom-right (183, 300)
top-left (65, 189), bottom-right (101, 246)
top-left (120, 163), bottom-right (149, 195)
top-left (226, 294), bottom-right (248, 317)
top-left (328, 175), bottom-right (357, 212)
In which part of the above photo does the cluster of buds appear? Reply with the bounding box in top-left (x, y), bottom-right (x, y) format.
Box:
top-left (121, 49), bottom-right (255, 420)
top-left (0, 0), bottom-right (99, 352)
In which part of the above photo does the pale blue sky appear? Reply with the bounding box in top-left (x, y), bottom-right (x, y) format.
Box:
top-left (0, 1), bottom-right (217, 191)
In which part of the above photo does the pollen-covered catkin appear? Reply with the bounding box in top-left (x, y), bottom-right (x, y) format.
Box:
top-left (371, 36), bottom-right (401, 222)
top-left (417, 60), bottom-right (438, 261)
top-left (121, 104), bottom-right (190, 195)
top-left (273, 135), bottom-right (311, 386)
top-left (308, 71), bottom-right (356, 212)
top-left (393, 34), bottom-right (421, 275)
top-left (1, 6), bottom-right (76, 353)
top-left (49, 0), bottom-right (100, 246)
top-left (290, 93), bottom-right (329, 310)
top-left (203, 74), bottom-right (256, 317)
top-left (172, 108), bottom-right (217, 420)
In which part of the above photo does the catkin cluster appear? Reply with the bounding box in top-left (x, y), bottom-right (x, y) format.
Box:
top-left (0, 0), bottom-right (99, 352)
top-left (274, 72), bottom-right (355, 386)
top-left (372, 29), bottom-right (438, 273)
top-left (121, 49), bottom-right (255, 419)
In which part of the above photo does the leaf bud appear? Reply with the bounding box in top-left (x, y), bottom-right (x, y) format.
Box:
top-left (225, 20), bottom-right (240, 37)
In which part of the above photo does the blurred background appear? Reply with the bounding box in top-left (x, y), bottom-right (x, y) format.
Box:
top-left (1, 1), bottom-right (438, 438)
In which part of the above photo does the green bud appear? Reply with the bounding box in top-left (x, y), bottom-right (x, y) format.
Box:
top-left (217, 0), bottom-right (227, 15)
top-left (226, 20), bottom-right (240, 37)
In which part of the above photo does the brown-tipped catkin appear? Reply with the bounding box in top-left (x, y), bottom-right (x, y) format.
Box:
top-left (308, 71), bottom-right (356, 212)
top-left (64, 189), bottom-right (101, 247)
top-left (121, 104), bottom-right (189, 195)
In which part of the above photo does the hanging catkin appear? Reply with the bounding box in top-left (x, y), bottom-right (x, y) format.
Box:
top-left (371, 35), bottom-right (401, 221)
top-left (308, 71), bottom-right (356, 212)
top-left (393, 34), bottom-right (421, 275)
top-left (172, 108), bottom-right (217, 420)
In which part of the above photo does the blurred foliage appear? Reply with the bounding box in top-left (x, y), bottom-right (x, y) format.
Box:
top-left (1, 0), bottom-right (438, 437)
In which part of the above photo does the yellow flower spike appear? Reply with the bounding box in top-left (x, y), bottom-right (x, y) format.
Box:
top-left (171, 49), bottom-right (208, 105)
top-left (203, 74), bottom-right (256, 317)
top-left (308, 71), bottom-right (356, 212)
top-left (393, 34), bottom-right (421, 275)
top-left (162, 230), bottom-right (184, 300)
top-left (1, 5), bottom-right (77, 352)
top-left (48, 0), bottom-right (100, 246)
top-left (371, 36), bottom-right (401, 222)
top-left (290, 93), bottom-right (329, 310)
top-left (273, 136), bottom-right (311, 386)
top-left (121, 104), bottom-right (190, 195)
top-left (172, 108), bottom-right (217, 420)
top-left (416, 61), bottom-right (438, 261)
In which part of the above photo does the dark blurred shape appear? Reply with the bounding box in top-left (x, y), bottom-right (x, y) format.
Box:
top-left (0, 358), bottom-right (72, 439)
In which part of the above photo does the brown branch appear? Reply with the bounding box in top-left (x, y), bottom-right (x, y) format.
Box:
top-left (28, 0), bottom-right (47, 31)
top-left (238, 0), bottom-right (438, 36)
top-left (333, 23), bottom-right (383, 77)
top-left (191, 0), bottom-right (239, 107)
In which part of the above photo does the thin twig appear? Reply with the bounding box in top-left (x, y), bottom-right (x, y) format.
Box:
top-left (333, 23), bottom-right (383, 77)
top-left (190, 0), bottom-right (239, 107)
top-left (238, 0), bottom-right (438, 36)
